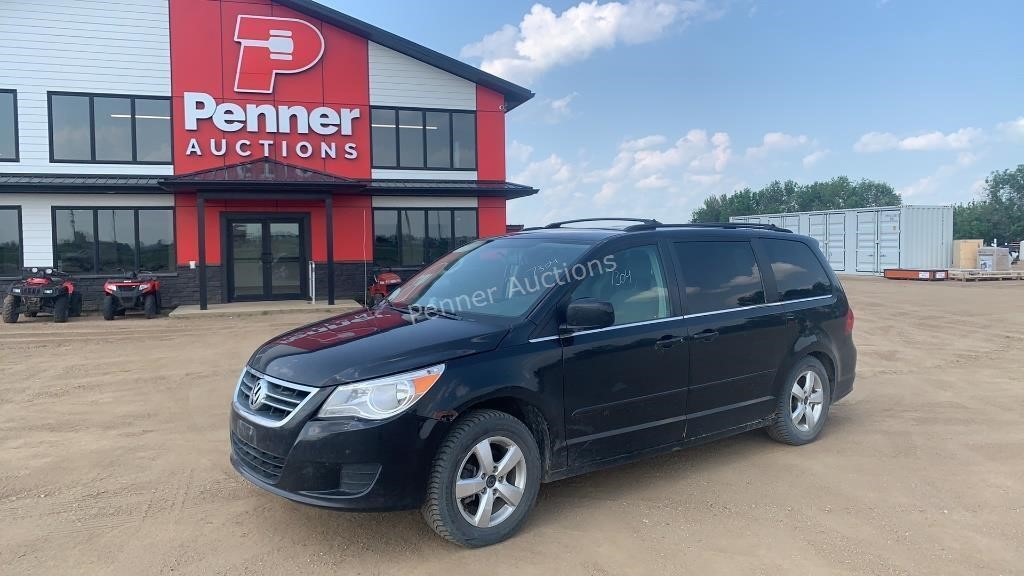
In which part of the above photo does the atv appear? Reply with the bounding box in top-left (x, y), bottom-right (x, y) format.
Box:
top-left (2, 267), bottom-right (82, 323)
top-left (102, 272), bottom-right (162, 320)
top-left (367, 267), bottom-right (402, 307)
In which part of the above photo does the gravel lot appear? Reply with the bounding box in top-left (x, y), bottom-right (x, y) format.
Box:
top-left (1, 276), bottom-right (1021, 575)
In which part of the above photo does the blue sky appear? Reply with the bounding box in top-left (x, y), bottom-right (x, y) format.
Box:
top-left (330, 0), bottom-right (1024, 225)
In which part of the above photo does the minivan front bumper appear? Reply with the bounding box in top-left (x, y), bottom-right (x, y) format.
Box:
top-left (229, 406), bottom-right (450, 511)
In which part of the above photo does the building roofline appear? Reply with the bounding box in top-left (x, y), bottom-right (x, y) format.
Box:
top-left (277, 0), bottom-right (535, 111)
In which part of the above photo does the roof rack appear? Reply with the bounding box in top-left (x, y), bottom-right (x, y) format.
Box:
top-left (543, 218), bottom-right (662, 229)
top-left (623, 222), bottom-right (793, 233)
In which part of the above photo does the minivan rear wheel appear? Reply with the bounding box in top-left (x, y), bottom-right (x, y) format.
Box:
top-left (767, 357), bottom-right (832, 445)
top-left (422, 409), bottom-right (541, 547)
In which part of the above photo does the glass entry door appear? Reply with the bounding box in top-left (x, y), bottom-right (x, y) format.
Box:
top-left (228, 217), bottom-right (307, 301)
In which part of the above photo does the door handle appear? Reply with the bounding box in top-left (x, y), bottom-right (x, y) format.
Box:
top-left (693, 329), bottom-right (719, 342)
top-left (655, 335), bottom-right (686, 349)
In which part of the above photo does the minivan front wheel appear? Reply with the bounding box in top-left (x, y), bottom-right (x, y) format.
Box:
top-left (422, 409), bottom-right (541, 547)
top-left (768, 357), bottom-right (832, 445)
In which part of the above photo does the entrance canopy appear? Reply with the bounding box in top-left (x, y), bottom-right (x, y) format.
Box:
top-left (155, 158), bottom-right (538, 310)
top-left (159, 157), bottom-right (363, 192)
top-left (160, 158), bottom-right (359, 309)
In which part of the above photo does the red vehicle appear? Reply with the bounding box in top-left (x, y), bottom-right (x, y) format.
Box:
top-left (2, 268), bottom-right (82, 323)
top-left (367, 268), bottom-right (402, 306)
top-left (102, 272), bottom-right (162, 320)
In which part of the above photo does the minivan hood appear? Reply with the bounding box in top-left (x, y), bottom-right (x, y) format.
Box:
top-left (248, 306), bottom-right (509, 387)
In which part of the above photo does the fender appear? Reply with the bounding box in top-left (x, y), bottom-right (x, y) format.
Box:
top-left (772, 326), bottom-right (838, 395)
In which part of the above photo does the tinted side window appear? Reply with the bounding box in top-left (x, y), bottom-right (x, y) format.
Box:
top-left (675, 241), bottom-right (765, 314)
top-left (761, 239), bottom-right (833, 301)
top-left (571, 245), bottom-right (670, 325)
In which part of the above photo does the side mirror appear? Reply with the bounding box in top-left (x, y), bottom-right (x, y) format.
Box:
top-left (563, 299), bottom-right (614, 333)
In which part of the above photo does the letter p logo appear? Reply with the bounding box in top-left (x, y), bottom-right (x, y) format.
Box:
top-left (234, 15), bottom-right (325, 94)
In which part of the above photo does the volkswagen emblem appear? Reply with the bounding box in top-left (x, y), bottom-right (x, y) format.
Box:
top-left (249, 379), bottom-right (268, 410)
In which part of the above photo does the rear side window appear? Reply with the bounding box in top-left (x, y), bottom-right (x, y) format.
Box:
top-left (761, 239), bottom-right (833, 301)
top-left (675, 241), bottom-right (765, 314)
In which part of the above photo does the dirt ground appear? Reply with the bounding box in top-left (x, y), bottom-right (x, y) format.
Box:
top-left (1, 276), bottom-right (1021, 576)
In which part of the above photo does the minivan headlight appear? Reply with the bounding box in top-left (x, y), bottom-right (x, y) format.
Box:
top-left (317, 364), bottom-right (445, 420)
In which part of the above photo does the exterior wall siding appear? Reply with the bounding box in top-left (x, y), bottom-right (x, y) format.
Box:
top-left (371, 169), bottom-right (478, 181)
top-left (371, 196), bottom-right (477, 208)
top-left (0, 193), bottom-right (174, 267)
top-left (368, 42), bottom-right (476, 110)
top-left (0, 0), bottom-right (172, 175)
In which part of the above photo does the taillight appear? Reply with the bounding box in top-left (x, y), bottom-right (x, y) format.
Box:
top-left (845, 308), bottom-right (855, 334)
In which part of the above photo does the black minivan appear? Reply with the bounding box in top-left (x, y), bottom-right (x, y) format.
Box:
top-left (230, 219), bottom-right (856, 547)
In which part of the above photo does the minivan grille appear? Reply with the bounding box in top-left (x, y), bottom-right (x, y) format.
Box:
top-left (231, 432), bottom-right (286, 482)
top-left (234, 367), bottom-right (317, 426)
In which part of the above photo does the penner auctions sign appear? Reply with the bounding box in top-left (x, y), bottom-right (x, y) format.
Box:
top-left (169, 3), bottom-right (371, 176)
top-left (181, 92), bottom-right (360, 160)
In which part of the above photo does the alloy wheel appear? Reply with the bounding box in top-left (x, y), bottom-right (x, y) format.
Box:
top-left (454, 436), bottom-right (527, 528)
top-left (790, 370), bottom-right (825, 432)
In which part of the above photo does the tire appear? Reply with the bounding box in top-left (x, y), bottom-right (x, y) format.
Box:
top-left (767, 356), bottom-right (832, 446)
top-left (143, 294), bottom-right (158, 319)
top-left (422, 409), bottom-right (541, 548)
top-left (2, 295), bottom-right (19, 324)
top-left (52, 295), bottom-right (70, 323)
top-left (102, 295), bottom-right (116, 321)
top-left (69, 292), bottom-right (83, 317)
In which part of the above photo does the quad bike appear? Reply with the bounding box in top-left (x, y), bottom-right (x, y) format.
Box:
top-left (2, 267), bottom-right (82, 323)
top-left (102, 271), bottom-right (161, 320)
top-left (367, 267), bottom-right (402, 307)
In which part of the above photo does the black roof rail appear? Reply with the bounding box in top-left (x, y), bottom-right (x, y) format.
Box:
top-left (543, 217), bottom-right (661, 229)
top-left (623, 222), bottom-right (793, 233)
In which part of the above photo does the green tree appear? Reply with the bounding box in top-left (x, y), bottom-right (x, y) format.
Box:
top-left (953, 165), bottom-right (1024, 242)
top-left (691, 177), bottom-right (901, 222)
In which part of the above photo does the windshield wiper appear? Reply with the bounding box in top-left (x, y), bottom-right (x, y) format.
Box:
top-left (388, 303), bottom-right (462, 320)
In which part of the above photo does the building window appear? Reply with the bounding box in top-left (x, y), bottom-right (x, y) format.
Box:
top-left (48, 93), bottom-right (171, 164)
top-left (0, 90), bottom-right (18, 162)
top-left (0, 207), bottom-right (22, 276)
top-left (373, 209), bottom-right (478, 266)
top-left (54, 208), bottom-right (175, 274)
top-left (370, 107), bottom-right (476, 170)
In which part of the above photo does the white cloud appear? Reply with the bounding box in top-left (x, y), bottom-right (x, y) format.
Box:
top-left (997, 116), bottom-right (1024, 140)
top-left (899, 128), bottom-right (982, 151)
top-left (460, 0), bottom-right (711, 84)
top-left (509, 128), bottom-right (738, 225)
top-left (615, 129), bottom-right (732, 176)
top-left (854, 128), bottom-right (982, 153)
top-left (551, 92), bottom-right (578, 114)
top-left (802, 149), bottom-right (829, 167)
top-left (543, 92), bottom-right (579, 123)
top-left (508, 140), bottom-right (534, 164)
top-left (853, 131), bottom-right (900, 153)
top-left (896, 152), bottom-right (981, 199)
top-left (636, 174), bottom-right (673, 188)
top-left (745, 132), bottom-right (810, 158)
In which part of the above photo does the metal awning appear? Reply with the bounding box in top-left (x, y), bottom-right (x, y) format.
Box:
top-left (365, 179), bottom-right (538, 199)
top-left (0, 173), bottom-right (165, 193)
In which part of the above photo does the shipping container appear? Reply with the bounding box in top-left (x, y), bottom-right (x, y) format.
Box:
top-left (730, 205), bottom-right (954, 274)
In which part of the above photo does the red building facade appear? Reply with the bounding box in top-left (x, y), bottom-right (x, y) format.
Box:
top-left (0, 0), bottom-right (535, 309)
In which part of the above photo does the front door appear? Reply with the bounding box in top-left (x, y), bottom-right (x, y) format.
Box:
top-left (561, 243), bottom-right (689, 467)
top-left (227, 217), bottom-right (307, 301)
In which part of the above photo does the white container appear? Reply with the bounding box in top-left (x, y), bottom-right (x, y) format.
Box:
top-left (730, 205), bottom-right (954, 274)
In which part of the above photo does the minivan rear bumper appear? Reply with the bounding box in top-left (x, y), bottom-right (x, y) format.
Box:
top-left (229, 407), bottom-right (450, 512)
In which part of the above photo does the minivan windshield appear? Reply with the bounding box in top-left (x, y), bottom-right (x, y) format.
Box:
top-left (387, 237), bottom-right (592, 318)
